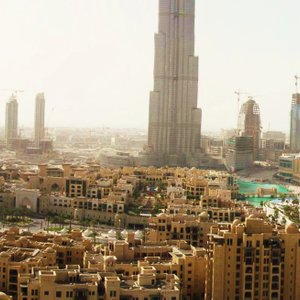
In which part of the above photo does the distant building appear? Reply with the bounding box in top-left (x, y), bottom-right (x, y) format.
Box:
top-left (99, 149), bottom-right (136, 168)
top-left (263, 131), bottom-right (286, 142)
top-left (277, 153), bottom-right (300, 184)
top-left (34, 93), bottom-right (45, 145)
top-left (225, 136), bottom-right (253, 172)
top-left (261, 139), bottom-right (285, 163)
top-left (290, 93), bottom-right (300, 151)
top-left (147, 0), bottom-right (202, 166)
top-left (261, 131), bottom-right (286, 163)
top-left (5, 95), bottom-right (18, 142)
top-left (238, 98), bottom-right (261, 160)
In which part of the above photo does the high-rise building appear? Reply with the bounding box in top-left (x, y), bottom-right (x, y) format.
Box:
top-left (5, 94), bottom-right (18, 141)
top-left (34, 93), bottom-right (45, 145)
top-left (225, 136), bottom-right (254, 172)
top-left (206, 216), bottom-right (300, 300)
top-left (238, 98), bottom-right (261, 160)
top-left (290, 93), bottom-right (300, 151)
top-left (147, 0), bottom-right (202, 166)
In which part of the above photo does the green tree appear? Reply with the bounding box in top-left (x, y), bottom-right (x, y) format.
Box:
top-left (274, 208), bottom-right (279, 222)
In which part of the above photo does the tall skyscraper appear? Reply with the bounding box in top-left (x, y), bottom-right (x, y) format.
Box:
top-left (237, 98), bottom-right (261, 160)
top-left (290, 93), bottom-right (300, 151)
top-left (34, 93), bottom-right (45, 146)
top-left (5, 94), bottom-right (18, 141)
top-left (147, 0), bottom-right (202, 166)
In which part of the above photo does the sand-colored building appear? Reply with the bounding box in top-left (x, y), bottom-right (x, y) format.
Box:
top-left (206, 216), bottom-right (300, 300)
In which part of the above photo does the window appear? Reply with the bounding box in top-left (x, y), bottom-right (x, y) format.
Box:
top-left (44, 291), bottom-right (49, 296)
top-left (56, 291), bottom-right (62, 298)
top-left (110, 291), bottom-right (116, 297)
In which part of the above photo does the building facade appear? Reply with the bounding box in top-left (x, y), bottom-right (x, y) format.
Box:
top-left (238, 98), bottom-right (261, 160)
top-left (34, 93), bottom-right (45, 146)
top-left (225, 136), bottom-right (254, 172)
top-left (5, 95), bottom-right (18, 142)
top-left (277, 153), bottom-right (300, 184)
top-left (290, 93), bottom-right (300, 151)
top-left (206, 216), bottom-right (300, 300)
top-left (147, 0), bottom-right (202, 166)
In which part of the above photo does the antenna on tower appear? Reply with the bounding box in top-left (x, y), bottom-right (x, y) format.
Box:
top-left (295, 75), bottom-right (299, 93)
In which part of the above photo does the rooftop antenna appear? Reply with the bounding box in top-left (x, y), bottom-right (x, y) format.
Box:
top-left (295, 75), bottom-right (300, 93)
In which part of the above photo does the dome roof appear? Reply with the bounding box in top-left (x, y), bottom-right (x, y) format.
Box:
top-left (44, 247), bottom-right (55, 253)
top-left (134, 230), bottom-right (143, 239)
top-left (0, 292), bottom-right (10, 300)
top-left (121, 229), bottom-right (128, 238)
top-left (0, 252), bottom-right (9, 258)
top-left (108, 229), bottom-right (116, 238)
top-left (18, 237), bottom-right (29, 243)
top-left (232, 219), bottom-right (241, 226)
top-left (286, 223), bottom-right (299, 234)
top-left (83, 229), bottom-right (93, 237)
top-left (104, 256), bottom-right (117, 263)
top-left (248, 214), bottom-right (257, 219)
top-left (199, 212), bottom-right (209, 220)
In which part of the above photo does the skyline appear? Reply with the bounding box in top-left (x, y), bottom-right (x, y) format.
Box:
top-left (0, 0), bottom-right (299, 132)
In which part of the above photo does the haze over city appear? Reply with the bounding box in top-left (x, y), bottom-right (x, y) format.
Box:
top-left (0, 0), bottom-right (299, 132)
top-left (2, 2), bottom-right (300, 300)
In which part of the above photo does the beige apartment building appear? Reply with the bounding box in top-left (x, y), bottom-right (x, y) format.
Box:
top-left (206, 216), bottom-right (300, 300)
top-left (147, 213), bottom-right (214, 248)
top-left (18, 264), bottom-right (180, 300)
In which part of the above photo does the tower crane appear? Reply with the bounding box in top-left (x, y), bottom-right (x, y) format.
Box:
top-left (234, 90), bottom-right (248, 110)
top-left (234, 90), bottom-right (248, 132)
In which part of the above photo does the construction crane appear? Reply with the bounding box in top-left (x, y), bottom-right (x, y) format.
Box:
top-left (234, 90), bottom-right (248, 108)
top-left (235, 90), bottom-right (246, 135)
top-left (234, 90), bottom-right (248, 124)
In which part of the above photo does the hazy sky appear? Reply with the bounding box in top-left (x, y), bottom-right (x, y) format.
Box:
top-left (0, 0), bottom-right (299, 133)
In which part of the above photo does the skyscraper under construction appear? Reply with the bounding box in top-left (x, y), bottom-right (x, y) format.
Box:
top-left (147, 0), bottom-right (202, 166)
top-left (238, 98), bottom-right (261, 161)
